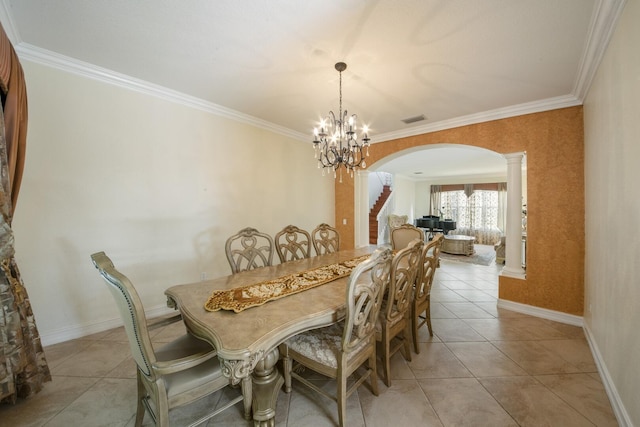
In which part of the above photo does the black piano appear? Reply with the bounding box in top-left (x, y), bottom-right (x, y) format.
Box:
top-left (415, 215), bottom-right (457, 236)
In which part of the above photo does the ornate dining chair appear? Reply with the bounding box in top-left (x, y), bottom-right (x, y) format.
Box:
top-left (280, 247), bottom-right (392, 427)
top-left (390, 223), bottom-right (425, 250)
top-left (91, 252), bottom-right (250, 426)
top-left (387, 214), bottom-right (408, 230)
top-left (311, 223), bottom-right (340, 255)
top-left (274, 225), bottom-right (312, 263)
top-left (376, 238), bottom-right (423, 387)
top-left (431, 233), bottom-right (444, 267)
top-left (411, 237), bottom-right (439, 353)
top-left (225, 227), bottom-right (274, 273)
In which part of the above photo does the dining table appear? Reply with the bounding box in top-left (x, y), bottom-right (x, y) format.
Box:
top-left (164, 245), bottom-right (377, 426)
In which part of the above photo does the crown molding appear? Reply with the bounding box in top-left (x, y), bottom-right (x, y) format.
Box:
top-left (12, 43), bottom-right (583, 148)
top-left (5, 0), bottom-right (625, 145)
top-left (572, 0), bottom-right (627, 101)
top-left (372, 94), bottom-right (582, 143)
top-left (0, 0), bottom-right (21, 44)
top-left (14, 42), bottom-right (309, 143)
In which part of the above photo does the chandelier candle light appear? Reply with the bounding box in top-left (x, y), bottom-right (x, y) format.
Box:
top-left (313, 62), bottom-right (370, 182)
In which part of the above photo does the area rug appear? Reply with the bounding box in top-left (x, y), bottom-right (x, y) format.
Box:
top-left (439, 244), bottom-right (496, 266)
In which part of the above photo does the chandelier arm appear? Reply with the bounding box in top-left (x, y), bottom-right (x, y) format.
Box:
top-left (312, 62), bottom-right (369, 179)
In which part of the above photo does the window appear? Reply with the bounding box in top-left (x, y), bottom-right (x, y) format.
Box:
top-left (441, 189), bottom-right (502, 244)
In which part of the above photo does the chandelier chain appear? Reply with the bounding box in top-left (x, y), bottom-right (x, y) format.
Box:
top-left (339, 68), bottom-right (343, 125)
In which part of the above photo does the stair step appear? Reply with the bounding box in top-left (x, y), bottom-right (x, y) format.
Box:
top-left (369, 184), bottom-right (391, 245)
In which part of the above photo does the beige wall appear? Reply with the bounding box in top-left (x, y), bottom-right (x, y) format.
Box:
top-left (389, 175), bottom-right (416, 221)
top-left (414, 181), bottom-right (431, 216)
top-left (584, 0), bottom-right (640, 424)
top-left (337, 106), bottom-right (585, 315)
top-left (13, 61), bottom-right (334, 344)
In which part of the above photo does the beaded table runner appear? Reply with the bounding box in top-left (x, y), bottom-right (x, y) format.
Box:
top-left (204, 254), bottom-right (370, 313)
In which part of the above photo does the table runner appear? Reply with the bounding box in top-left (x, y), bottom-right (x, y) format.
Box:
top-left (204, 254), bottom-right (371, 313)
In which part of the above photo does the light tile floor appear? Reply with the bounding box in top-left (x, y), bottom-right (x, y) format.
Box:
top-left (1, 251), bottom-right (619, 426)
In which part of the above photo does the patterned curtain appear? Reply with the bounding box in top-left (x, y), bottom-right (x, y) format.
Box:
top-left (0, 23), bottom-right (51, 403)
top-left (441, 189), bottom-right (503, 245)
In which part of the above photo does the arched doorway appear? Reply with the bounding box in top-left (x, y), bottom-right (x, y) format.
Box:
top-left (336, 107), bottom-right (585, 316)
top-left (366, 144), bottom-right (507, 235)
top-left (354, 144), bottom-right (526, 279)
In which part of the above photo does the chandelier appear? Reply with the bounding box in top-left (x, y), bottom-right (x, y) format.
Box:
top-left (313, 62), bottom-right (370, 182)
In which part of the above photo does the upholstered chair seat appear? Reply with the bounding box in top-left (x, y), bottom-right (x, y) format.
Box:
top-left (282, 321), bottom-right (369, 370)
top-left (280, 248), bottom-right (393, 427)
top-left (153, 335), bottom-right (227, 400)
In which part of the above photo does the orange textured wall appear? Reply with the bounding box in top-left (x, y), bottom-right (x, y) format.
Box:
top-left (336, 106), bottom-right (585, 315)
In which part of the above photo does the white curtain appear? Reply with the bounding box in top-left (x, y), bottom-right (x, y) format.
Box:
top-left (442, 189), bottom-right (503, 244)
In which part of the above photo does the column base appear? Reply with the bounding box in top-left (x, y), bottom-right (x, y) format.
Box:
top-left (500, 266), bottom-right (526, 279)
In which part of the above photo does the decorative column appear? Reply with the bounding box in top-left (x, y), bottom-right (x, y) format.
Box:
top-left (502, 152), bottom-right (526, 279)
top-left (355, 170), bottom-right (370, 248)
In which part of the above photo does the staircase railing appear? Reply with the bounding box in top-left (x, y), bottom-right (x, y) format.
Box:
top-left (369, 172), bottom-right (392, 211)
top-left (376, 193), bottom-right (394, 245)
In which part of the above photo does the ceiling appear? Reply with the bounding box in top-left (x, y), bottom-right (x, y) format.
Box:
top-left (0, 0), bottom-right (621, 179)
top-left (373, 145), bottom-right (509, 182)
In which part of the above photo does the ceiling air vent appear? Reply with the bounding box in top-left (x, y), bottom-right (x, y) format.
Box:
top-left (401, 114), bottom-right (426, 124)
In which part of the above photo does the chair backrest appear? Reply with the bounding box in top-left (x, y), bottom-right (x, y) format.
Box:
top-left (415, 243), bottom-right (438, 306)
top-left (391, 223), bottom-right (424, 250)
top-left (225, 227), bottom-right (274, 273)
top-left (342, 247), bottom-right (392, 354)
top-left (429, 233), bottom-right (444, 264)
top-left (90, 252), bottom-right (157, 380)
top-left (383, 239), bottom-right (423, 323)
top-left (311, 223), bottom-right (340, 256)
top-left (387, 214), bottom-right (408, 230)
top-left (275, 225), bottom-right (312, 263)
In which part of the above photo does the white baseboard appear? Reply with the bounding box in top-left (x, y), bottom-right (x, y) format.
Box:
top-left (40, 304), bottom-right (176, 347)
top-left (497, 299), bottom-right (584, 326)
top-left (497, 299), bottom-right (630, 426)
top-left (583, 324), bottom-right (633, 427)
